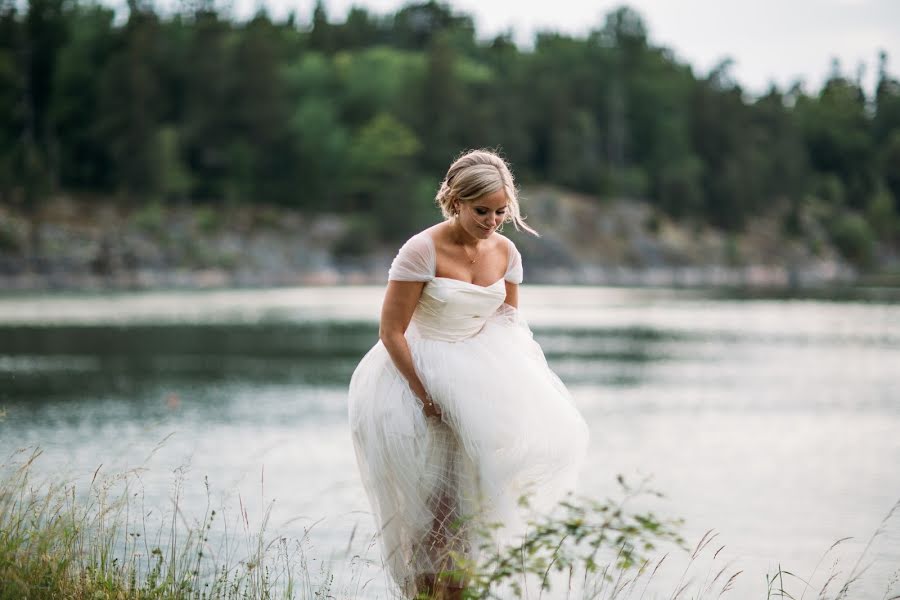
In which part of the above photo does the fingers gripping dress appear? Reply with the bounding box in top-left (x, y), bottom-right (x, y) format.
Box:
top-left (348, 231), bottom-right (589, 595)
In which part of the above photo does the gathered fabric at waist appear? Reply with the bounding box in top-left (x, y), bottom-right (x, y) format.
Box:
top-left (408, 313), bottom-right (487, 342)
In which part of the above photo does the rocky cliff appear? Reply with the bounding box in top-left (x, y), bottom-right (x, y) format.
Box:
top-left (0, 188), bottom-right (877, 291)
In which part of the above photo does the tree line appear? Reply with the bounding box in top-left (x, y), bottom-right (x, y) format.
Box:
top-left (2, 0), bottom-right (899, 263)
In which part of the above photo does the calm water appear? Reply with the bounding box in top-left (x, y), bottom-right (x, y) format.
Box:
top-left (1, 286), bottom-right (898, 599)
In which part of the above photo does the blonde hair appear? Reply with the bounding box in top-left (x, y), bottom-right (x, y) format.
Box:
top-left (434, 149), bottom-right (538, 236)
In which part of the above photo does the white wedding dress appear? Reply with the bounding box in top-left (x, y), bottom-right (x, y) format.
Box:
top-left (348, 231), bottom-right (589, 596)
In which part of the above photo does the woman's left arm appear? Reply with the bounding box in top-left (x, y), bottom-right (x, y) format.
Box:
top-left (503, 281), bottom-right (518, 309)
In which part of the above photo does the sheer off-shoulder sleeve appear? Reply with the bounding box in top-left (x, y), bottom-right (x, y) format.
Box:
top-left (388, 233), bottom-right (436, 282)
top-left (504, 237), bottom-right (523, 284)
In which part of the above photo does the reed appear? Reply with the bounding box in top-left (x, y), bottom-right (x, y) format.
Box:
top-left (0, 447), bottom-right (337, 599)
top-left (1, 447), bottom-right (897, 600)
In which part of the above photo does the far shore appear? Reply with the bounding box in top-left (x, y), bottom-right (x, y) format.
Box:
top-left (2, 191), bottom-right (897, 295)
top-left (0, 262), bottom-right (891, 295)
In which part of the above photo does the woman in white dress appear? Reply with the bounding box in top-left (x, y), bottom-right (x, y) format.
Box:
top-left (348, 149), bottom-right (589, 599)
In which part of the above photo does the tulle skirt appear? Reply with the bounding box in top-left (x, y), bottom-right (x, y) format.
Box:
top-left (348, 308), bottom-right (589, 596)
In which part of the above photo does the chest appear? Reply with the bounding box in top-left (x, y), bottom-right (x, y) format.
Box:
top-left (433, 240), bottom-right (508, 287)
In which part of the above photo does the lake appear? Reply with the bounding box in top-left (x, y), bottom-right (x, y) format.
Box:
top-left (0, 285), bottom-right (898, 599)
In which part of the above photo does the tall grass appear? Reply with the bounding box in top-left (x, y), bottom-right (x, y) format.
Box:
top-left (0, 447), bottom-right (342, 599)
top-left (1, 447), bottom-right (898, 600)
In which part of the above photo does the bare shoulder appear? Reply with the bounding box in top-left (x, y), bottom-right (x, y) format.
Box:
top-left (492, 232), bottom-right (517, 252)
top-left (493, 231), bottom-right (512, 244)
top-left (396, 224), bottom-right (442, 252)
top-left (423, 221), bottom-right (448, 242)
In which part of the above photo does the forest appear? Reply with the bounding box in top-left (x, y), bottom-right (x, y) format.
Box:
top-left (2, 0), bottom-right (899, 268)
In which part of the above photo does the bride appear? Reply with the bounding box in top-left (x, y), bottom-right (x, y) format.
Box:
top-left (348, 149), bottom-right (589, 599)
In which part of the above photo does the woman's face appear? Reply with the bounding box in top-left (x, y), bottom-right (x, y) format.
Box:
top-left (457, 189), bottom-right (508, 239)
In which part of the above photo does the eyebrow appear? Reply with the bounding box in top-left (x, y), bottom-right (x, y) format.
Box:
top-left (474, 205), bottom-right (508, 210)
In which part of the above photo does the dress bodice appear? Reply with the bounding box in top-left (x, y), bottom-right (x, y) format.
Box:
top-left (388, 230), bottom-right (524, 343)
top-left (410, 277), bottom-right (507, 342)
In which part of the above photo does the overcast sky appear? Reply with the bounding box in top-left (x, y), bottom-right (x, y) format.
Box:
top-left (207, 0), bottom-right (900, 97)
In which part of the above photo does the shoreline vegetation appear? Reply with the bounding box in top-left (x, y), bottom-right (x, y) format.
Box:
top-left (2, 447), bottom-right (898, 600)
top-left (1, 191), bottom-right (894, 294)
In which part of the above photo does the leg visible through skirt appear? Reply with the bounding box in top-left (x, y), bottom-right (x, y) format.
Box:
top-left (412, 420), bottom-right (479, 597)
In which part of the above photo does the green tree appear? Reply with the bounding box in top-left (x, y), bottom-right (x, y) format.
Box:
top-left (334, 6), bottom-right (383, 50)
top-left (874, 52), bottom-right (900, 213)
top-left (96, 3), bottom-right (163, 198)
top-left (689, 61), bottom-right (759, 229)
top-left (283, 51), bottom-right (350, 209)
top-left (230, 12), bottom-right (293, 203)
top-left (334, 46), bottom-right (424, 129)
top-left (23, 0), bottom-right (68, 188)
top-left (308, 0), bottom-right (334, 53)
top-left (874, 51), bottom-right (900, 146)
top-left (51, 3), bottom-right (116, 190)
top-left (882, 131), bottom-right (900, 213)
top-left (0, 2), bottom-right (25, 197)
top-left (391, 1), bottom-right (474, 51)
top-left (420, 31), bottom-right (464, 171)
top-left (348, 112), bottom-right (424, 239)
top-left (751, 87), bottom-right (810, 230)
top-left (181, 8), bottom-right (232, 201)
top-left (796, 65), bottom-right (876, 210)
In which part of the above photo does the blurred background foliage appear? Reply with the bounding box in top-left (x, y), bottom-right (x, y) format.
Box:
top-left (1, 0), bottom-right (899, 261)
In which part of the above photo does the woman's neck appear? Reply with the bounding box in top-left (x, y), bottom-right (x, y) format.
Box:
top-left (448, 218), bottom-right (482, 248)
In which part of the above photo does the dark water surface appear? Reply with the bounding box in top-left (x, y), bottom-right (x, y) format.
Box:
top-left (1, 286), bottom-right (898, 598)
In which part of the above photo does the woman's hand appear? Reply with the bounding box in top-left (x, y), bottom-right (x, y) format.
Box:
top-left (419, 392), bottom-right (442, 420)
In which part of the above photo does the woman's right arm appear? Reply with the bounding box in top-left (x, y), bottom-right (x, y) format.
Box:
top-left (379, 280), bottom-right (441, 418)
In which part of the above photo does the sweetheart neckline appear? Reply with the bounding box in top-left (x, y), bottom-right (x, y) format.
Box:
top-left (431, 276), bottom-right (505, 290)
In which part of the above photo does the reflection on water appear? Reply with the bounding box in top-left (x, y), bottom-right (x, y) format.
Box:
top-left (0, 323), bottom-right (373, 401)
top-left (0, 286), bottom-right (898, 599)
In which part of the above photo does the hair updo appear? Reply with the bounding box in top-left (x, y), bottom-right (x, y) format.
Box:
top-left (435, 149), bottom-right (538, 236)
